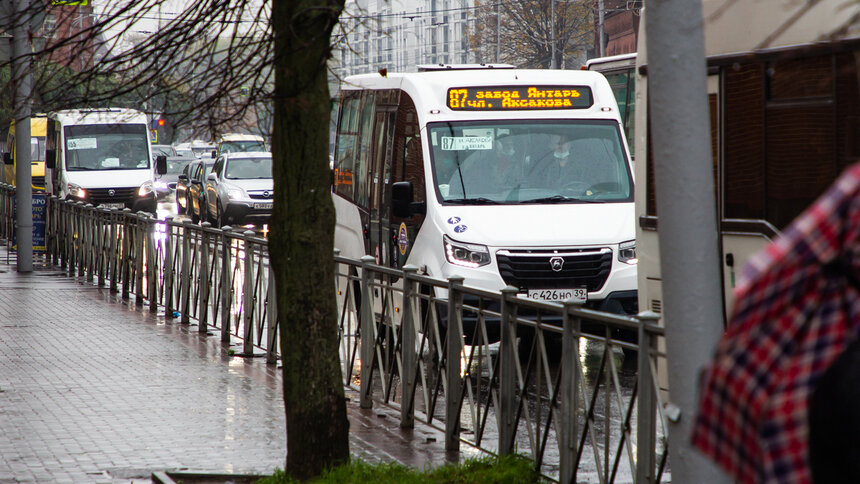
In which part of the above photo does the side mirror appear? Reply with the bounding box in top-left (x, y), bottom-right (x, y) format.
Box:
top-left (156, 155), bottom-right (167, 175)
top-left (177, 174), bottom-right (188, 182)
top-left (207, 173), bottom-right (217, 182)
top-left (45, 149), bottom-right (56, 169)
top-left (392, 181), bottom-right (414, 218)
top-left (2, 152), bottom-right (11, 165)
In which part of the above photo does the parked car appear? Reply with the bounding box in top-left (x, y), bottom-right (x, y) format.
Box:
top-left (175, 161), bottom-right (195, 215)
top-left (153, 146), bottom-right (194, 200)
top-left (188, 160), bottom-right (215, 223)
top-left (204, 152), bottom-right (272, 227)
top-left (215, 133), bottom-right (267, 157)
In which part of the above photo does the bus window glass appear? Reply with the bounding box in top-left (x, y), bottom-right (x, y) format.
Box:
top-left (430, 120), bottom-right (632, 204)
top-left (604, 70), bottom-right (636, 149)
top-left (63, 124), bottom-right (149, 170)
top-left (354, 92), bottom-right (377, 208)
top-left (334, 93), bottom-right (360, 200)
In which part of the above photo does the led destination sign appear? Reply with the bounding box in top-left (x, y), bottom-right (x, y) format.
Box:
top-left (447, 86), bottom-right (593, 111)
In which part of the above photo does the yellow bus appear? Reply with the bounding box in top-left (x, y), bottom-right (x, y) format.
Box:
top-left (4, 116), bottom-right (48, 190)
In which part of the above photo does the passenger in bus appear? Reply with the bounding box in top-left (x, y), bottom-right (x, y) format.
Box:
top-left (529, 134), bottom-right (617, 194)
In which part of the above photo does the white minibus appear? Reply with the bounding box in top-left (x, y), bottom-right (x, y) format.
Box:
top-left (45, 108), bottom-right (167, 214)
top-left (332, 65), bottom-right (638, 331)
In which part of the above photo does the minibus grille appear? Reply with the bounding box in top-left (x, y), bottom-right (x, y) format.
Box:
top-left (496, 248), bottom-right (612, 291)
top-left (87, 187), bottom-right (137, 203)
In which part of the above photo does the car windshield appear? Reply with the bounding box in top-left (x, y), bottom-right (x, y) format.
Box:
top-left (429, 120), bottom-right (632, 204)
top-left (221, 140), bottom-right (266, 153)
top-left (166, 159), bottom-right (191, 174)
top-left (64, 124), bottom-right (150, 171)
top-left (224, 157), bottom-right (270, 179)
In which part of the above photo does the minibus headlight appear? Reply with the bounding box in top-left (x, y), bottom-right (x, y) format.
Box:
top-left (67, 183), bottom-right (86, 199)
top-left (444, 235), bottom-right (491, 268)
top-left (618, 239), bottom-right (637, 265)
top-left (138, 181), bottom-right (154, 197)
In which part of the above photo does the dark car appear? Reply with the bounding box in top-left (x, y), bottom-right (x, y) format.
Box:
top-left (188, 159), bottom-right (216, 223)
top-left (175, 160), bottom-right (197, 215)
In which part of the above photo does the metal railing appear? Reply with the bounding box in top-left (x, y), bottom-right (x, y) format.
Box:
top-left (23, 188), bottom-right (670, 483)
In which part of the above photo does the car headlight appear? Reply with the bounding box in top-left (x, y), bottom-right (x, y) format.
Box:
top-left (154, 180), bottom-right (169, 190)
top-left (618, 239), bottom-right (637, 265)
top-left (138, 181), bottom-right (154, 197)
top-left (227, 188), bottom-right (245, 200)
top-left (444, 235), bottom-right (491, 268)
top-left (67, 183), bottom-right (86, 199)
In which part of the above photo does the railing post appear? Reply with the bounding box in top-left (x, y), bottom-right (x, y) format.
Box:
top-left (180, 222), bottom-right (192, 324)
top-left (121, 209), bottom-right (132, 299)
top-left (198, 223), bottom-right (212, 332)
top-left (96, 208), bottom-right (107, 287)
top-left (400, 265), bottom-right (419, 428)
top-left (359, 255), bottom-right (375, 409)
top-left (134, 212), bottom-right (147, 306)
top-left (560, 298), bottom-right (584, 484)
top-left (85, 205), bottom-right (95, 282)
top-left (220, 227), bottom-right (233, 343)
top-left (266, 261), bottom-right (278, 364)
top-left (108, 210), bottom-right (118, 293)
top-left (242, 230), bottom-right (255, 355)
top-left (637, 311), bottom-right (661, 484)
top-left (499, 285), bottom-right (520, 455)
top-left (164, 218), bottom-right (175, 314)
top-left (445, 275), bottom-right (465, 452)
top-left (147, 217), bottom-right (159, 312)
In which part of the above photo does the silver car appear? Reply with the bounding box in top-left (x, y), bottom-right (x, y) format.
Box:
top-left (204, 152), bottom-right (273, 227)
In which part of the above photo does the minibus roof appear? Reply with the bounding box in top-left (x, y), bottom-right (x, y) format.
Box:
top-left (49, 108), bottom-right (149, 126)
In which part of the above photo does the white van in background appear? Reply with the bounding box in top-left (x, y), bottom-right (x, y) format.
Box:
top-left (45, 108), bottom-right (167, 214)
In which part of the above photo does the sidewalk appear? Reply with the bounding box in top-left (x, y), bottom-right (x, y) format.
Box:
top-left (0, 248), bottom-right (453, 483)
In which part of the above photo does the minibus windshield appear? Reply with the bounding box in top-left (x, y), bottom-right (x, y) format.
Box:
top-left (64, 124), bottom-right (150, 171)
top-left (429, 120), bottom-right (632, 204)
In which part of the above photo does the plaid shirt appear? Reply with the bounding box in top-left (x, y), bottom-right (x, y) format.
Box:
top-left (691, 163), bottom-right (860, 483)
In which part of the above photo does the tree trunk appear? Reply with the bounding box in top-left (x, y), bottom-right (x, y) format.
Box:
top-left (270, 0), bottom-right (348, 480)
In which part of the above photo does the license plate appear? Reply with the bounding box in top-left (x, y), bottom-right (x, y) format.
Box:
top-left (523, 288), bottom-right (587, 303)
top-left (253, 202), bottom-right (273, 209)
top-left (101, 203), bottom-right (125, 209)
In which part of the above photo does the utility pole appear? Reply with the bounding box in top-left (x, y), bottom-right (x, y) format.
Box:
top-left (598, 0), bottom-right (605, 57)
top-left (550, 0), bottom-right (556, 68)
top-left (645, 1), bottom-right (730, 482)
top-left (12, 0), bottom-right (33, 272)
top-left (495, 0), bottom-right (500, 63)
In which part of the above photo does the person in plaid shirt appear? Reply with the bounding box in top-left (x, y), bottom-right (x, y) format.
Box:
top-left (691, 163), bottom-right (860, 483)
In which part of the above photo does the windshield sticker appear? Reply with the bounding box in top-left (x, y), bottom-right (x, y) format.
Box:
top-left (67, 138), bottom-right (97, 150)
top-left (398, 223), bottom-right (409, 255)
top-left (440, 136), bottom-right (492, 151)
top-left (454, 225), bottom-right (468, 233)
top-left (447, 216), bottom-right (461, 225)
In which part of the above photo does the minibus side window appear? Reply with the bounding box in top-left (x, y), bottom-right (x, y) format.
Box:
top-left (392, 93), bottom-right (424, 213)
top-left (334, 91), bottom-right (361, 201)
top-left (354, 91), bottom-right (377, 209)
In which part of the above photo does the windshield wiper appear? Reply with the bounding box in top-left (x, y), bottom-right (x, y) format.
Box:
top-left (443, 197), bottom-right (502, 205)
top-left (518, 195), bottom-right (602, 204)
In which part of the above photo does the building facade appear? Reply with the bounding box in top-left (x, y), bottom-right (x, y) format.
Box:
top-left (332, 0), bottom-right (478, 79)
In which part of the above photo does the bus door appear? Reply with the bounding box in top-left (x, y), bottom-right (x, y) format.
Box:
top-left (367, 89), bottom-right (399, 267)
